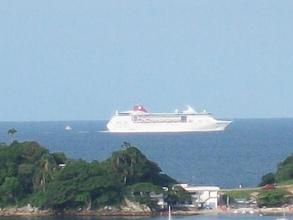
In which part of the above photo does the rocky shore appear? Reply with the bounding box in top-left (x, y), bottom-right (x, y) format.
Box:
top-left (0, 199), bottom-right (152, 217)
top-left (1, 200), bottom-right (293, 217)
top-left (1, 206), bottom-right (293, 217)
top-left (218, 206), bottom-right (293, 216)
top-left (0, 206), bottom-right (53, 217)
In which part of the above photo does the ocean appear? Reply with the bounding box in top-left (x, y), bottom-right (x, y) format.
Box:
top-left (0, 119), bottom-right (292, 188)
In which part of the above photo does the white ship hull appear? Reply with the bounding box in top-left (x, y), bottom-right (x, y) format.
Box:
top-left (107, 106), bottom-right (231, 133)
top-left (107, 120), bottom-right (230, 133)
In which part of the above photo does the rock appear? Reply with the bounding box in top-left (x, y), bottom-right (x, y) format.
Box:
top-left (121, 198), bottom-right (151, 213)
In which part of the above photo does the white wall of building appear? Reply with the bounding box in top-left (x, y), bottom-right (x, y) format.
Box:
top-left (179, 185), bottom-right (220, 209)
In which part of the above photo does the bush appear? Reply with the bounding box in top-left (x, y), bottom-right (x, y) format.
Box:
top-left (259, 154), bottom-right (293, 185)
top-left (257, 189), bottom-right (288, 207)
top-left (0, 141), bottom-right (178, 210)
top-left (259, 172), bottom-right (275, 186)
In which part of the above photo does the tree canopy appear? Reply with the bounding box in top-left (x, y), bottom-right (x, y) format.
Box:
top-left (0, 141), bottom-right (178, 210)
top-left (259, 154), bottom-right (293, 186)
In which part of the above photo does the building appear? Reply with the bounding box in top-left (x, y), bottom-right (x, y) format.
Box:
top-left (179, 184), bottom-right (220, 209)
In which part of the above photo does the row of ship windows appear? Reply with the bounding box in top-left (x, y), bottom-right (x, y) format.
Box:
top-left (132, 115), bottom-right (187, 122)
top-left (114, 119), bottom-right (209, 124)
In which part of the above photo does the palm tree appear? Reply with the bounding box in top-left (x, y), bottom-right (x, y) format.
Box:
top-left (7, 128), bottom-right (17, 143)
top-left (33, 154), bottom-right (57, 192)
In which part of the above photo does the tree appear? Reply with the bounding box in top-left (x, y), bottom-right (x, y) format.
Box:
top-left (0, 141), bottom-right (61, 207)
top-left (0, 177), bottom-right (21, 204)
top-left (0, 141), bottom-right (179, 211)
top-left (40, 160), bottom-right (123, 209)
top-left (165, 185), bottom-right (191, 206)
top-left (33, 154), bottom-right (57, 192)
top-left (257, 189), bottom-right (288, 207)
top-left (275, 154), bottom-right (293, 183)
top-left (106, 147), bottom-right (164, 185)
top-left (259, 172), bottom-right (275, 186)
top-left (259, 154), bottom-right (293, 185)
top-left (124, 183), bottom-right (163, 209)
top-left (7, 128), bottom-right (17, 142)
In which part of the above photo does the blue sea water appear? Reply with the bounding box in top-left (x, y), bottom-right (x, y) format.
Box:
top-left (0, 119), bottom-right (292, 188)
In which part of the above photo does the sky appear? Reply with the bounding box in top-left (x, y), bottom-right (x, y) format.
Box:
top-left (0, 0), bottom-right (293, 121)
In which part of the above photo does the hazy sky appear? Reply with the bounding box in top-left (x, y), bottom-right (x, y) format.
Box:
top-left (1, 0), bottom-right (293, 121)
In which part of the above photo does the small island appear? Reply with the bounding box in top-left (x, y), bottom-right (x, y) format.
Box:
top-left (0, 141), bottom-right (189, 216)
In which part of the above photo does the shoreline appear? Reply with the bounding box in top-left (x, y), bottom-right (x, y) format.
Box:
top-left (218, 207), bottom-right (293, 217)
top-left (1, 207), bottom-right (293, 217)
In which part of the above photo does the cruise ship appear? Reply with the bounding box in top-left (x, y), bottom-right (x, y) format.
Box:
top-left (107, 105), bottom-right (231, 133)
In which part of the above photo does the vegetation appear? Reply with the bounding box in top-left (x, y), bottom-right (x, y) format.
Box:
top-left (259, 172), bottom-right (275, 186)
top-left (223, 189), bottom-right (258, 201)
top-left (222, 153), bottom-right (293, 208)
top-left (275, 154), bottom-right (293, 183)
top-left (7, 128), bottom-right (17, 142)
top-left (257, 189), bottom-right (289, 207)
top-left (257, 153), bottom-right (293, 207)
top-left (165, 185), bottom-right (191, 206)
top-left (0, 141), bottom-right (65, 207)
top-left (277, 179), bottom-right (293, 185)
top-left (0, 141), bottom-right (181, 211)
top-left (259, 154), bottom-right (293, 186)
top-left (221, 187), bottom-right (292, 208)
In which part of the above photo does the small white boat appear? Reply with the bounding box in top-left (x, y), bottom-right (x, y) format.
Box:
top-left (65, 125), bottom-right (72, 131)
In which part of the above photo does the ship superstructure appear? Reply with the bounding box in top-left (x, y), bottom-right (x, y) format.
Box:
top-left (107, 105), bottom-right (231, 133)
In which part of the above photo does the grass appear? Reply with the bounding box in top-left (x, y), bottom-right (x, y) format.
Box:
top-left (220, 181), bottom-right (293, 201)
top-left (277, 179), bottom-right (293, 185)
top-left (223, 189), bottom-right (260, 199)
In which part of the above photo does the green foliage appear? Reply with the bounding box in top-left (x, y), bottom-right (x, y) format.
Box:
top-left (0, 142), bottom-right (6, 148)
top-left (125, 182), bottom-right (163, 194)
top-left (165, 186), bottom-right (191, 205)
top-left (51, 152), bottom-right (67, 165)
top-left (257, 189), bottom-right (289, 207)
top-left (0, 141), bottom-right (64, 207)
top-left (259, 154), bottom-right (293, 185)
top-left (123, 183), bottom-right (163, 209)
top-left (7, 128), bottom-right (17, 142)
top-left (7, 128), bottom-right (17, 135)
top-left (0, 177), bottom-right (21, 205)
top-left (275, 154), bottom-right (293, 182)
top-left (103, 146), bottom-right (176, 186)
top-left (277, 179), bottom-right (293, 185)
top-left (224, 189), bottom-right (257, 200)
top-left (259, 172), bottom-right (275, 186)
top-left (40, 160), bottom-right (123, 209)
top-left (0, 141), bottom-right (178, 211)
